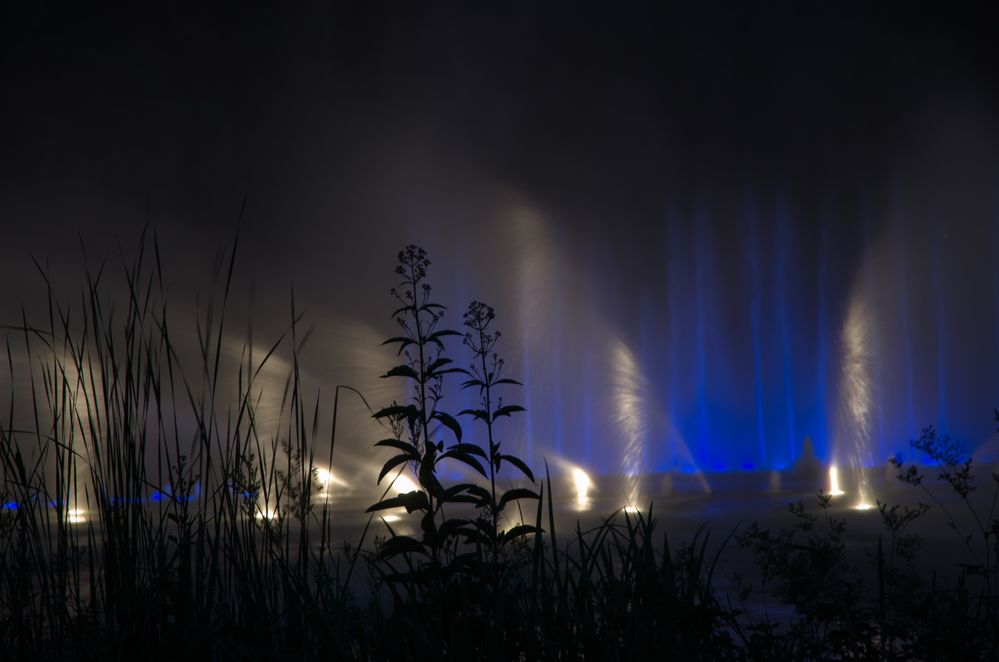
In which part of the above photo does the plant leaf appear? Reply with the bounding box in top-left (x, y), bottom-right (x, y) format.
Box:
top-left (382, 364), bottom-right (419, 380)
top-left (432, 411), bottom-right (462, 442)
top-left (458, 408), bottom-right (489, 422)
top-left (499, 453), bottom-right (536, 482)
top-left (499, 524), bottom-right (540, 544)
top-left (446, 442), bottom-right (487, 458)
top-left (391, 304), bottom-right (416, 318)
top-left (426, 328), bottom-right (459, 349)
top-left (438, 517), bottom-right (471, 542)
top-left (492, 404), bottom-right (526, 422)
top-left (367, 490), bottom-right (430, 514)
top-left (366, 495), bottom-right (408, 512)
top-left (439, 450), bottom-right (487, 478)
top-left (426, 357), bottom-right (452, 373)
top-left (499, 487), bottom-right (540, 510)
top-left (374, 438), bottom-right (419, 457)
top-left (381, 336), bottom-right (415, 355)
top-left (373, 404), bottom-right (418, 421)
top-left (378, 535), bottom-right (428, 559)
top-left (399, 490), bottom-right (430, 513)
top-left (441, 483), bottom-right (478, 500)
top-left (464, 484), bottom-right (492, 505)
top-left (378, 455), bottom-right (413, 484)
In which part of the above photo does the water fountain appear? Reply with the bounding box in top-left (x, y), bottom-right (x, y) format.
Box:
top-left (5, 183), bottom-right (999, 523)
top-left (496, 187), bottom-right (998, 504)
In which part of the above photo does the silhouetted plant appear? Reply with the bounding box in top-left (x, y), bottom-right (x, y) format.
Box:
top-left (892, 426), bottom-right (999, 577)
top-left (366, 245), bottom-right (498, 653)
top-left (17, 233), bottom-right (999, 661)
top-left (889, 422), bottom-right (999, 657)
top-left (459, 301), bottom-right (538, 573)
top-left (734, 493), bottom-right (871, 658)
top-left (0, 231), bottom-right (363, 660)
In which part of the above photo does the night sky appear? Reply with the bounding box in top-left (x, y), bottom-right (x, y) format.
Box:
top-left (3, 3), bottom-right (999, 473)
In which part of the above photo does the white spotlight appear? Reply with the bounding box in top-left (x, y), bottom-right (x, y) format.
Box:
top-left (255, 506), bottom-right (277, 521)
top-left (315, 467), bottom-right (333, 487)
top-left (67, 508), bottom-right (87, 524)
top-left (571, 467), bottom-right (592, 511)
top-left (388, 473), bottom-right (419, 494)
top-left (828, 465), bottom-right (845, 496)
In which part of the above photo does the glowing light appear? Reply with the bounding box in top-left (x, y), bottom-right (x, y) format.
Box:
top-left (314, 467), bottom-right (347, 499)
top-left (255, 506), bottom-right (278, 521)
top-left (387, 473), bottom-right (419, 494)
top-left (571, 467), bottom-right (592, 511)
top-left (374, 472), bottom-right (422, 519)
top-left (67, 509), bottom-right (87, 524)
top-left (623, 505), bottom-right (641, 515)
top-left (828, 465), bottom-right (845, 496)
top-left (315, 468), bottom-right (334, 487)
top-left (852, 502), bottom-right (876, 511)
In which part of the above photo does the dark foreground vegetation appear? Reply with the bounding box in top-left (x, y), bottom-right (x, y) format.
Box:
top-left (2, 236), bottom-right (998, 660)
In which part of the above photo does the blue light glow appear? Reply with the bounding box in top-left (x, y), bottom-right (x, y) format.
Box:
top-left (509, 193), bottom-right (995, 479)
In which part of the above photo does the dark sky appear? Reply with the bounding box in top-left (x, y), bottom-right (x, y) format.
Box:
top-left (3, 2), bottom-right (999, 469)
top-left (3, 2), bottom-right (997, 310)
top-left (4, 2), bottom-right (998, 238)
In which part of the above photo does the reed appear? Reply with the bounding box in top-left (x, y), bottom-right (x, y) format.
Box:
top-left (0, 230), bottom-right (360, 659)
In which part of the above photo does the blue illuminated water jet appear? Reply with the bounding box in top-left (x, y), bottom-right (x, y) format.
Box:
top-left (498, 188), bottom-right (999, 487)
top-left (745, 193), bottom-right (767, 468)
top-left (775, 193), bottom-right (797, 463)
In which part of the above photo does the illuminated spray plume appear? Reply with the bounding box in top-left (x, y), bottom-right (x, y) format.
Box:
top-left (838, 295), bottom-right (876, 509)
top-left (610, 337), bottom-right (647, 511)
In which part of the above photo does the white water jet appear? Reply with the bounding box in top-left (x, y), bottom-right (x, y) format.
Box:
top-left (837, 295), bottom-right (877, 508)
top-left (609, 337), bottom-right (647, 510)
